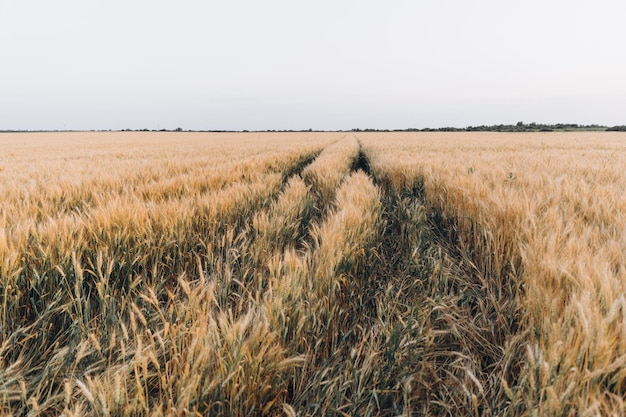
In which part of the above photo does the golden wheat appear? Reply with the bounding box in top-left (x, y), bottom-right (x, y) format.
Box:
top-left (361, 131), bottom-right (626, 416)
top-left (1, 131), bottom-right (625, 416)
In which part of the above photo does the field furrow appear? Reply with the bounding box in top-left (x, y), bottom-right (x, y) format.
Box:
top-left (361, 139), bottom-right (519, 415)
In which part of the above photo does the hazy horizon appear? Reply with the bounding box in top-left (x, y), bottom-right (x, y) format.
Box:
top-left (2, 1), bottom-right (625, 131)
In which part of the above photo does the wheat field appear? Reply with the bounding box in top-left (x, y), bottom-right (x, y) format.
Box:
top-left (1, 131), bottom-right (625, 416)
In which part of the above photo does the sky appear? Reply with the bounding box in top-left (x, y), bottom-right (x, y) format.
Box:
top-left (1, 0), bottom-right (625, 131)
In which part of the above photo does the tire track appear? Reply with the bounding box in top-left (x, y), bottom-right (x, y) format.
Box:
top-left (207, 145), bottom-right (328, 312)
top-left (345, 138), bottom-right (522, 416)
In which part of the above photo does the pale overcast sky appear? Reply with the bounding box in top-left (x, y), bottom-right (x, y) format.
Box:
top-left (1, 0), bottom-right (625, 130)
